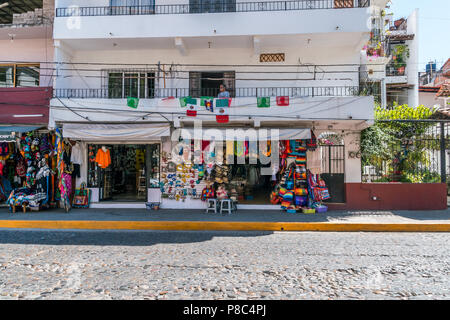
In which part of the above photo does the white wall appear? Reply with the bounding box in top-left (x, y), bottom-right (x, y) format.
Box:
top-left (54, 7), bottom-right (370, 40)
top-left (0, 38), bottom-right (54, 87)
top-left (53, 43), bottom-right (362, 92)
top-left (419, 92), bottom-right (444, 109)
top-left (406, 9), bottom-right (419, 107)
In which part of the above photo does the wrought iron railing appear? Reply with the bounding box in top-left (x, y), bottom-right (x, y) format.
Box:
top-left (54, 86), bottom-right (362, 99)
top-left (56, 0), bottom-right (370, 17)
top-left (386, 63), bottom-right (407, 77)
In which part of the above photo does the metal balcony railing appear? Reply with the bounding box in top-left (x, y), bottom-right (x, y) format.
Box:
top-left (54, 86), bottom-right (362, 99)
top-left (386, 63), bottom-right (407, 77)
top-left (56, 0), bottom-right (370, 17)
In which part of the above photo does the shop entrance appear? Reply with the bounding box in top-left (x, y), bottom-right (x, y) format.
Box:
top-left (320, 145), bottom-right (346, 203)
top-left (226, 164), bottom-right (273, 205)
top-left (88, 144), bottom-right (160, 202)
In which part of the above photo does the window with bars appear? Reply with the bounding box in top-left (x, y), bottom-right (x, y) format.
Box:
top-left (110, 0), bottom-right (155, 14)
top-left (189, 0), bottom-right (236, 13)
top-left (107, 72), bottom-right (155, 98)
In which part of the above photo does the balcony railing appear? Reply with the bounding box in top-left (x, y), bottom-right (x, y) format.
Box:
top-left (54, 86), bottom-right (362, 99)
top-left (386, 63), bottom-right (407, 77)
top-left (56, 0), bottom-right (370, 17)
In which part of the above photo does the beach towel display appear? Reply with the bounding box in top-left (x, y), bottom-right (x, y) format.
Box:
top-left (269, 135), bottom-right (331, 214)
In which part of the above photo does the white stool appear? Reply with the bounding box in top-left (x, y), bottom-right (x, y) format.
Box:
top-left (206, 199), bottom-right (218, 214)
top-left (220, 199), bottom-right (233, 215)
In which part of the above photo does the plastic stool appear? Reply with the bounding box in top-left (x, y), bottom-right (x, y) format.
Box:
top-left (206, 199), bottom-right (218, 214)
top-left (231, 200), bottom-right (238, 213)
top-left (220, 199), bottom-right (233, 215)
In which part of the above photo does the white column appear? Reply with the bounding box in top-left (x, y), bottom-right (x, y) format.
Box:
top-left (343, 131), bottom-right (362, 183)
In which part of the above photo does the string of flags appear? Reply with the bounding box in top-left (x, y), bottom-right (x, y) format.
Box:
top-left (179, 96), bottom-right (290, 123)
top-left (126, 95), bottom-right (291, 122)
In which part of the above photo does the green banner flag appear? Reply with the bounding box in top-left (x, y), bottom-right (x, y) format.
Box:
top-left (257, 97), bottom-right (270, 108)
top-left (200, 96), bottom-right (215, 107)
top-left (179, 96), bottom-right (191, 107)
top-left (127, 97), bottom-right (139, 109)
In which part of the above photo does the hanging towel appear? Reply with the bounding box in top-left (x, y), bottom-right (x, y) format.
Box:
top-left (307, 149), bottom-right (322, 175)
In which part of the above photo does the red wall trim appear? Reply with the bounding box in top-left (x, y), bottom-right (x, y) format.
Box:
top-left (328, 183), bottom-right (447, 211)
top-left (0, 87), bottom-right (52, 125)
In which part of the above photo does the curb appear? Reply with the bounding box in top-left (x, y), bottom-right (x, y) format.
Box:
top-left (1, 220), bottom-right (450, 232)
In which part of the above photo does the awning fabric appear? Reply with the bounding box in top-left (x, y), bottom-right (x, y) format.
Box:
top-left (62, 123), bottom-right (171, 141)
top-left (0, 125), bottom-right (42, 133)
top-left (175, 128), bottom-right (311, 141)
top-left (0, 125), bottom-right (42, 142)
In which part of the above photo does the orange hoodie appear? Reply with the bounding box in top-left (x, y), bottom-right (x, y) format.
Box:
top-left (95, 148), bottom-right (111, 169)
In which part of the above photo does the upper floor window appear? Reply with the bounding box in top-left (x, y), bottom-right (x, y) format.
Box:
top-left (189, 0), bottom-right (236, 13)
top-left (0, 64), bottom-right (40, 88)
top-left (107, 71), bottom-right (155, 99)
top-left (110, 0), bottom-right (155, 14)
top-left (189, 71), bottom-right (235, 97)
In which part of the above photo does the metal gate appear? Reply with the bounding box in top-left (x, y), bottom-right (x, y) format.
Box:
top-left (320, 145), bottom-right (346, 203)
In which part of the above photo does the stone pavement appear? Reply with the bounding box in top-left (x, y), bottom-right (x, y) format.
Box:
top-left (1, 207), bottom-right (450, 224)
top-left (0, 230), bottom-right (449, 300)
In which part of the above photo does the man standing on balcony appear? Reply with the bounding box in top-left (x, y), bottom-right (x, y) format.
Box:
top-left (218, 84), bottom-right (230, 98)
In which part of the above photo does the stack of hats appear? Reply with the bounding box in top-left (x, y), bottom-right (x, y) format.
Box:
top-left (213, 164), bottom-right (229, 184)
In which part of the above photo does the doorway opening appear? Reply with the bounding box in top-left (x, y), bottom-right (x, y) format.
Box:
top-left (88, 144), bottom-right (160, 202)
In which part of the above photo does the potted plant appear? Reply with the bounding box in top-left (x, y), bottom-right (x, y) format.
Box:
top-left (392, 44), bottom-right (409, 75)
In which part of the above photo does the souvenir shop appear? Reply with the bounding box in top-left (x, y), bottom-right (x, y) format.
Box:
top-left (0, 126), bottom-right (65, 212)
top-left (58, 123), bottom-right (171, 206)
top-left (86, 144), bottom-right (160, 202)
top-left (159, 128), bottom-right (331, 213)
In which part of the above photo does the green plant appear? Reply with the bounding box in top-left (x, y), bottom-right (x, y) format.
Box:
top-left (360, 103), bottom-right (438, 183)
top-left (391, 44), bottom-right (410, 69)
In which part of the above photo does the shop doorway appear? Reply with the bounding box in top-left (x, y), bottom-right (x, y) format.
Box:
top-left (88, 144), bottom-right (160, 202)
top-left (320, 144), bottom-right (346, 203)
top-left (226, 164), bottom-right (273, 205)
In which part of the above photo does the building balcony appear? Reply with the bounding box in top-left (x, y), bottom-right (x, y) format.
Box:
top-left (54, 0), bottom-right (372, 41)
top-left (54, 86), bottom-right (362, 99)
top-left (56, 1), bottom-right (370, 17)
top-left (50, 90), bottom-right (375, 129)
top-left (385, 63), bottom-right (408, 84)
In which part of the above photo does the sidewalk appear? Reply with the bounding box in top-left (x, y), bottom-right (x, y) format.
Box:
top-left (1, 207), bottom-right (450, 232)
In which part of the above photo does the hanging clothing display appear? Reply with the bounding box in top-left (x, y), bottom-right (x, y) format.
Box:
top-left (70, 142), bottom-right (83, 165)
top-left (95, 148), bottom-right (111, 169)
top-left (4, 130), bottom-right (58, 212)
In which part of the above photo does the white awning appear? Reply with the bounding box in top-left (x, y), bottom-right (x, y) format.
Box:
top-left (175, 128), bottom-right (311, 141)
top-left (62, 123), bottom-right (171, 141)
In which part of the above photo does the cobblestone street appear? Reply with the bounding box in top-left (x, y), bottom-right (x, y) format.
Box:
top-left (0, 230), bottom-right (449, 300)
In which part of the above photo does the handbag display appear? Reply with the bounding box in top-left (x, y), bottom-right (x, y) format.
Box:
top-left (72, 183), bottom-right (91, 208)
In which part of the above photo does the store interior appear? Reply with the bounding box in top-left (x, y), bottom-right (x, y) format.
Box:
top-left (88, 144), bottom-right (160, 202)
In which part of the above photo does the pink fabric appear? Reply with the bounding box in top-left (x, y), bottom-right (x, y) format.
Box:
top-left (60, 172), bottom-right (72, 198)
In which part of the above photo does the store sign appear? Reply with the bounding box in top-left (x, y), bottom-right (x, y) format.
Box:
top-left (0, 132), bottom-right (15, 142)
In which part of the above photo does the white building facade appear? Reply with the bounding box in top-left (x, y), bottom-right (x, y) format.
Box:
top-left (49, 0), bottom-right (390, 209)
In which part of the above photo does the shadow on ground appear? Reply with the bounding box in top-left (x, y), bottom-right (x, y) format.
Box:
top-left (0, 229), bottom-right (275, 246)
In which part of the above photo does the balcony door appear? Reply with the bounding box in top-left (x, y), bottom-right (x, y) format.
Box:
top-left (110, 0), bottom-right (155, 15)
top-left (189, 0), bottom-right (236, 13)
top-left (189, 71), bottom-right (235, 97)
